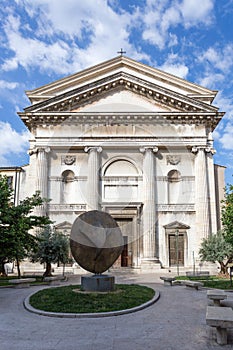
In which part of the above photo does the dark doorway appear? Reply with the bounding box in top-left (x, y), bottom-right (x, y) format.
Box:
top-left (113, 218), bottom-right (133, 268)
top-left (121, 236), bottom-right (128, 267)
top-left (169, 234), bottom-right (184, 266)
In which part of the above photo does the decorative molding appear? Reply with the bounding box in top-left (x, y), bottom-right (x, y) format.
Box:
top-left (156, 204), bottom-right (195, 212)
top-left (102, 176), bottom-right (142, 182)
top-left (48, 204), bottom-right (86, 212)
top-left (163, 220), bottom-right (191, 229)
top-left (49, 176), bottom-right (87, 181)
top-left (24, 72), bottom-right (217, 113)
top-left (156, 176), bottom-right (195, 181)
top-left (20, 111), bottom-right (223, 130)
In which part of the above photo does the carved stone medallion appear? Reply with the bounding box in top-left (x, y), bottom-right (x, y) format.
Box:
top-left (167, 155), bottom-right (181, 165)
top-left (62, 155), bottom-right (76, 165)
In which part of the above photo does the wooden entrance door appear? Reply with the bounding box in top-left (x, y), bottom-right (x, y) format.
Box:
top-left (169, 234), bottom-right (184, 266)
top-left (113, 219), bottom-right (133, 267)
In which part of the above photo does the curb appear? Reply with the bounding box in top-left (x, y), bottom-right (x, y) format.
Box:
top-left (24, 288), bottom-right (160, 318)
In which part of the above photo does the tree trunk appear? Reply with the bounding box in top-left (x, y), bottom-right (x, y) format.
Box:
top-left (43, 262), bottom-right (52, 277)
top-left (219, 261), bottom-right (228, 275)
top-left (16, 256), bottom-right (21, 278)
top-left (0, 259), bottom-right (7, 276)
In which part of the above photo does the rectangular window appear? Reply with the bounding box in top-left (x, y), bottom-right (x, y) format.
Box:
top-left (7, 176), bottom-right (13, 189)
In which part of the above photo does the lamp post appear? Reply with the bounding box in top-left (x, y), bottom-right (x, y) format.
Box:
top-left (175, 229), bottom-right (179, 276)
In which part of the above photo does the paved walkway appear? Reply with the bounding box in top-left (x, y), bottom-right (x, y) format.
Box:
top-left (1, 272), bottom-right (233, 350)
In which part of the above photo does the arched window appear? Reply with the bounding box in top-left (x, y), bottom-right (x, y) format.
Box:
top-left (167, 170), bottom-right (181, 204)
top-left (104, 160), bottom-right (138, 176)
top-left (61, 170), bottom-right (75, 203)
top-left (103, 159), bottom-right (139, 201)
top-left (62, 170), bottom-right (75, 183)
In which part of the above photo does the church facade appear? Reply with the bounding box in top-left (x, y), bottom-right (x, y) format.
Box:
top-left (3, 56), bottom-right (226, 271)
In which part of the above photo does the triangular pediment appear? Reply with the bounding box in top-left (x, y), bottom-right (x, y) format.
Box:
top-left (55, 221), bottom-right (72, 231)
top-left (164, 221), bottom-right (190, 229)
top-left (19, 56), bottom-right (224, 130)
top-left (25, 56), bottom-right (217, 106)
top-left (23, 71), bottom-right (218, 114)
top-left (75, 89), bottom-right (172, 112)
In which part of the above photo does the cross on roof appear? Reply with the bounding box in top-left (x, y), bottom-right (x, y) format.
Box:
top-left (117, 48), bottom-right (126, 56)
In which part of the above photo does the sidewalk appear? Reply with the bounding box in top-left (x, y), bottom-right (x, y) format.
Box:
top-left (0, 272), bottom-right (233, 350)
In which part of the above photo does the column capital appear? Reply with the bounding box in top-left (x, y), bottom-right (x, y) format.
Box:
top-left (191, 146), bottom-right (198, 154)
top-left (191, 146), bottom-right (215, 155)
top-left (28, 146), bottom-right (50, 155)
top-left (84, 146), bottom-right (102, 153)
top-left (139, 146), bottom-right (158, 154)
top-left (205, 147), bottom-right (216, 155)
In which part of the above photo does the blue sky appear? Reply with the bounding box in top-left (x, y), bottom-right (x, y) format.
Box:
top-left (0, 0), bottom-right (233, 184)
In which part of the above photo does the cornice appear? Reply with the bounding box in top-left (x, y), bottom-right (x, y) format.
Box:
top-left (23, 72), bottom-right (218, 114)
top-left (26, 55), bottom-right (216, 100)
top-left (19, 111), bottom-right (223, 131)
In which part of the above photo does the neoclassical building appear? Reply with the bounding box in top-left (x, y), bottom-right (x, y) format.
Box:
top-left (2, 55), bottom-right (226, 271)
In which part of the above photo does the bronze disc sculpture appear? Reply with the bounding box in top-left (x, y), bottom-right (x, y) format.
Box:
top-left (70, 210), bottom-right (124, 274)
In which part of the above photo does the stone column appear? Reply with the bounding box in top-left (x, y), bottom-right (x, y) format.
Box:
top-left (140, 147), bottom-right (158, 259)
top-left (206, 146), bottom-right (217, 234)
top-left (192, 146), bottom-right (210, 239)
top-left (35, 147), bottom-right (50, 216)
top-left (84, 146), bottom-right (102, 210)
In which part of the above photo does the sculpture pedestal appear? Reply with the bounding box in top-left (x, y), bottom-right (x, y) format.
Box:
top-left (81, 274), bottom-right (115, 292)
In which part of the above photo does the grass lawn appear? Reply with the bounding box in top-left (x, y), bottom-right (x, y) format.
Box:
top-left (29, 284), bottom-right (155, 313)
top-left (175, 275), bottom-right (233, 290)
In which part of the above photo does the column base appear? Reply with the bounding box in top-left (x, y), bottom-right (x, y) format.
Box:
top-left (140, 258), bottom-right (161, 272)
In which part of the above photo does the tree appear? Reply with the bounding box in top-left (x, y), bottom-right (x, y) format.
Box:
top-left (0, 175), bottom-right (14, 276)
top-left (221, 184), bottom-right (233, 245)
top-left (199, 231), bottom-right (233, 274)
top-left (31, 226), bottom-right (69, 277)
top-left (0, 175), bottom-right (51, 277)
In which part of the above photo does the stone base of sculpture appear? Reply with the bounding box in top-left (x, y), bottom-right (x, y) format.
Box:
top-left (81, 274), bottom-right (115, 292)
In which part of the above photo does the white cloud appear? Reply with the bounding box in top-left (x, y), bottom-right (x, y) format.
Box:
top-left (0, 122), bottom-right (30, 166)
top-left (199, 44), bottom-right (233, 73)
top-left (2, 0), bottom-right (148, 75)
top-left (140, 0), bottom-right (215, 49)
top-left (198, 73), bottom-right (225, 89)
top-left (179, 0), bottom-right (214, 27)
top-left (214, 92), bottom-right (233, 119)
top-left (2, 15), bottom-right (75, 74)
top-left (218, 122), bottom-right (233, 150)
top-left (0, 80), bottom-right (19, 90)
top-left (159, 53), bottom-right (189, 79)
